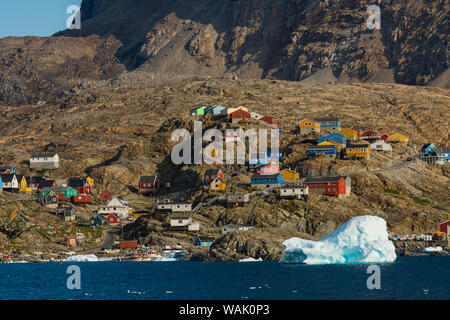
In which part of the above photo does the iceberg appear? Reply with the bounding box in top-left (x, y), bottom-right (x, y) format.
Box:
top-left (239, 257), bottom-right (263, 262)
top-left (65, 254), bottom-right (99, 262)
top-left (280, 215), bottom-right (397, 264)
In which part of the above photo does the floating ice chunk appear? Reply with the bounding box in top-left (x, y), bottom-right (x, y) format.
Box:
top-left (66, 254), bottom-right (99, 262)
top-left (239, 257), bottom-right (263, 262)
top-left (423, 246), bottom-right (443, 252)
top-left (280, 215), bottom-right (397, 264)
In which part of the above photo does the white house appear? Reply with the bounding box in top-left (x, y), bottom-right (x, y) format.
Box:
top-left (370, 140), bottom-right (392, 152)
top-left (279, 185), bottom-right (309, 200)
top-left (221, 224), bottom-right (254, 235)
top-left (30, 153), bottom-right (59, 169)
top-left (99, 196), bottom-right (131, 220)
top-left (250, 112), bottom-right (264, 120)
top-left (157, 202), bottom-right (192, 212)
top-left (170, 217), bottom-right (200, 232)
top-left (0, 174), bottom-right (19, 191)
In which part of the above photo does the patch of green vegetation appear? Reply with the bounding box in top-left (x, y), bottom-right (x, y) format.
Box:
top-left (282, 200), bottom-right (300, 212)
top-left (384, 188), bottom-right (400, 195)
top-left (35, 169), bottom-right (48, 176)
top-left (411, 196), bottom-right (431, 205)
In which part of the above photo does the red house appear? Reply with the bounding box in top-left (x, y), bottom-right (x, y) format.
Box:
top-left (304, 176), bottom-right (351, 198)
top-left (204, 169), bottom-right (224, 184)
top-left (66, 236), bottom-right (78, 247)
top-left (261, 116), bottom-right (278, 126)
top-left (138, 176), bottom-right (159, 195)
top-left (381, 134), bottom-right (389, 141)
top-left (106, 213), bottom-right (120, 225)
top-left (228, 109), bottom-right (251, 123)
top-left (100, 190), bottom-right (113, 201)
top-left (71, 194), bottom-right (92, 204)
top-left (38, 180), bottom-right (57, 192)
top-left (67, 177), bottom-right (91, 194)
top-left (120, 241), bottom-right (138, 249)
top-left (363, 130), bottom-right (379, 137)
top-left (439, 220), bottom-right (450, 235)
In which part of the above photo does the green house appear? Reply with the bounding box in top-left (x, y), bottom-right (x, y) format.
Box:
top-left (40, 186), bottom-right (78, 199)
top-left (56, 206), bottom-right (76, 222)
top-left (190, 106), bottom-right (207, 116)
top-left (8, 211), bottom-right (32, 230)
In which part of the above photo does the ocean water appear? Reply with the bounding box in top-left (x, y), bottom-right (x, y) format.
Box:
top-left (0, 256), bottom-right (448, 300)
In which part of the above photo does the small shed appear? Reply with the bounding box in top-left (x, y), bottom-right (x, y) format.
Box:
top-left (195, 236), bottom-right (215, 247)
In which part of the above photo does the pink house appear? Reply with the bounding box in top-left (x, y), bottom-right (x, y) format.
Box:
top-left (258, 164), bottom-right (280, 175)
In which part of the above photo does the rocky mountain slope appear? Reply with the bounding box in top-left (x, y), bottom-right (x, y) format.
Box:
top-left (0, 79), bottom-right (448, 259)
top-left (0, 0), bottom-right (448, 106)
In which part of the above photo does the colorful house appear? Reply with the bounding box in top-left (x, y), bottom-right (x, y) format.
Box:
top-left (138, 176), bottom-right (159, 195)
top-left (251, 173), bottom-right (283, 188)
top-left (40, 186), bottom-right (78, 201)
top-left (250, 112), bottom-right (264, 120)
top-left (346, 142), bottom-right (371, 160)
top-left (100, 190), bottom-right (114, 201)
top-left (299, 118), bottom-right (320, 135)
top-left (380, 134), bottom-right (389, 141)
top-left (190, 106), bottom-right (207, 116)
top-left (71, 194), bottom-right (92, 204)
top-left (66, 236), bottom-right (78, 247)
top-left (99, 196), bottom-right (132, 220)
top-left (38, 179), bottom-right (57, 191)
top-left (1, 174), bottom-right (18, 192)
top-left (8, 210), bottom-right (32, 230)
top-left (419, 143), bottom-right (436, 154)
top-left (318, 140), bottom-right (343, 153)
top-left (261, 116), bottom-right (278, 126)
top-left (318, 132), bottom-right (347, 146)
top-left (195, 236), bottom-right (215, 247)
top-left (25, 176), bottom-right (45, 191)
top-left (258, 164), bottom-right (280, 175)
top-left (279, 185), bottom-right (309, 201)
top-left (106, 213), bottom-right (121, 225)
top-left (439, 220), bottom-right (450, 235)
top-left (210, 177), bottom-right (226, 194)
top-left (16, 175), bottom-right (31, 192)
top-left (0, 166), bottom-right (17, 174)
top-left (0, 176), bottom-right (2, 193)
top-left (307, 145), bottom-right (337, 159)
top-left (41, 191), bottom-right (58, 208)
top-left (221, 106), bottom-right (248, 116)
top-left (228, 109), bottom-right (251, 123)
top-left (315, 118), bottom-right (341, 131)
top-left (204, 105), bottom-right (226, 115)
top-left (280, 169), bottom-right (299, 183)
top-left (362, 130), bottom-right (379, 139)
top-left (441, 148), bottom-right (450, 161)
top-left (204, 169), bottom-right (224, 184)
top-left (304, 176), bottom-right (351, 198)
top-left (56, 206), bottom-right (76, 222)
top-left (387, 133), bottom-right (409, 144)
top-left (339, 128), bottom-right (360, 141)
top-left (89, 212), bottom-right (108, 227)
top-left (67, 177), bottom-right (91, 194)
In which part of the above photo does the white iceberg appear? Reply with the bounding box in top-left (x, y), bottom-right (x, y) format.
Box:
top-left (423, 246), bottom-right (443, 252)
top-left (280, 215), bottom-right (397, 264)
top-left (65, 254), bottom-right (99, 262)
top-left (239, 257), bottom-right (263, 262)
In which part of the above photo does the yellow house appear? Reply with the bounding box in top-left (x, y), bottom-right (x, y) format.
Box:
top-left (86, 177), bottom-right (94, 188)
top-left (299, 118), bottom-right (320, 135)
top-left (10, 209), bottom-right (30, 220)
top-left (387, 133), bottom-right (409, 144)
top-left (18, 176), bottom-right (31, 192)
top-left (280, 169), bottom-right (299, 182)
top-left (318, 140), bottom-right (342, 152)
top-left (346, 143), bottom-right (371, 160)
top-left (339, 128), bottom-right (359, 141)
top-left (210, 178), bottom-right (226, 194)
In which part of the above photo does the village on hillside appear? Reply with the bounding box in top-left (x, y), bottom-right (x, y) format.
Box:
top-left (0, 104), bottom-right (449, 262)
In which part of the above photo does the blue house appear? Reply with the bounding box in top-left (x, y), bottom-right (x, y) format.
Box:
top-left (251, 173), bottom-right (283, 187)
top-left (419, 143), bottom-right (436, 154)
top-left (195, 236), bottom-right (215, 247)
top-left (315, 118), bottom-right (341, 130)
top-left (205, 105), bottom-right (226, 115)
top-left (0, 166), bottom-right (17, 175)
top-left (307, 145), bottom-right (338, 158)
top-left (318, 133), bottom-right (347, 146)
top-left (89, 212), bottom-right (108, 227)
top-left (0, 175), bottom-right (3, 192)
top-left (249, 153), bottom-right (269, 165)
top-left (440, 147), bottom-right (450, 161)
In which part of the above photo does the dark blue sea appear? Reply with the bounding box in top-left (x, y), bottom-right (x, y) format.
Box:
top-left (0, 256), bottom-right (448, 300)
